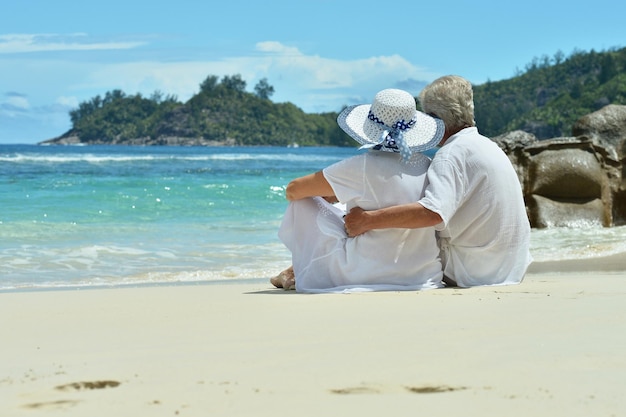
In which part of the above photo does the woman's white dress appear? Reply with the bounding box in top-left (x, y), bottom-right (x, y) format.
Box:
top-left (278, 151), bottom-right (443, 293)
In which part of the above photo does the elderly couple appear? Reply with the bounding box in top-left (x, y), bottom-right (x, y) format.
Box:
top-left (271, 75), bottom-right (532, 293)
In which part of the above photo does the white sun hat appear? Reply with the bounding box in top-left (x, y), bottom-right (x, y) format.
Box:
top-left (337, 88), bottom-right (445, 160)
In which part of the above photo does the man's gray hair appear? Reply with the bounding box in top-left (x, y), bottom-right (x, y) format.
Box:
top-left (418, 75), bottom-right (475, 130)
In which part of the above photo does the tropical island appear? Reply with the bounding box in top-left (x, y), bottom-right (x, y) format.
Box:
top-left (41, 46), bottom-right (626, 146)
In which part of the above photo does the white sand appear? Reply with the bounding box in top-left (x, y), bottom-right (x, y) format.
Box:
top-left (1, 267), bottom-right (625, 416)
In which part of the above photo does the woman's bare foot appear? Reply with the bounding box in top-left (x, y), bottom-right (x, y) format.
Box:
top-left (282, 277), bottom-right (295, 290)
top-left (270, 266), bottom-right (295, 289)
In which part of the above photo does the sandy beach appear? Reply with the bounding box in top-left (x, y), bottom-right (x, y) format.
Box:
top-left (2, 263), bottom-right (625, 417)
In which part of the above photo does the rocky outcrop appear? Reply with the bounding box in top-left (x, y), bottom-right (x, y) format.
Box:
top-left (494, 104), bottom-right (626, 228)
top-left (572, 104), bottom-right (626, 159)
top-left (524, 138), bottom-right (619, 227)
top-left (492, 130), bottom-right (537, 186)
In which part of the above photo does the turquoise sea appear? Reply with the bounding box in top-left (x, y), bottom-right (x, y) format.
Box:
top-left (2, 144), bottom-right (626, 291)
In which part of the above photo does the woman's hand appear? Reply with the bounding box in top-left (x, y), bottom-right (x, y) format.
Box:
top-left (286, 171), bottom-right (335, 201)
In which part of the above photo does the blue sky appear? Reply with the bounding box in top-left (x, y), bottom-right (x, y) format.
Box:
top-left (1, 0), bottom-right (623, 144)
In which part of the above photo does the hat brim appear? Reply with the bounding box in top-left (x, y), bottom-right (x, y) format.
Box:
top-left (337, 104), bottom-right (445, 152)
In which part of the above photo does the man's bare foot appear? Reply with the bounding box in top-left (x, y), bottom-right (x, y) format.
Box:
top-left (270, 266), bottom-right (295, 289)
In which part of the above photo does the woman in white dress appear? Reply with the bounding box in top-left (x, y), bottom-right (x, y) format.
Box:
top-left (272, 89), bottom-right (446, 293)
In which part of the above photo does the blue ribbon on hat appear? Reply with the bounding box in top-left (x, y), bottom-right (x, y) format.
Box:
top-left (359, 111), bottom-right (416, 161)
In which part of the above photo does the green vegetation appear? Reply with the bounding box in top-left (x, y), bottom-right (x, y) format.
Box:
top-left (69, 90), bottom-right (179, 143)
top-left (474, 46), bottom-right (626, 139)
top-left (64, 74), bottom-right (351, 147)
top-left (59, 46), bottom-right (626, 145)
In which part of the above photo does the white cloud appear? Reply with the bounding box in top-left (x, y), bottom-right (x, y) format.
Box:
top-left (255, 41), bottom-right (303, 56)
top-left (249, 42), bottom-right (439, 111)
top-left (73, 41), bottom-right (438, 113)
top-left (252, 42), bottom-right (426, 90)
top-left (5, 94), bottom-right (30, 109)
top-left (0, 33), bottom-right (146, 54)
top-left (55, 96), bottom-right (79, 109)
top-left (81, 61), bottom-right (236, 102)
top-left (1, 93), bottom-right (30, 120)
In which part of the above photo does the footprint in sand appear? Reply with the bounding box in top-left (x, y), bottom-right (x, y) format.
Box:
top-left (330, 383), bottom-right (467, 395)
top-left (55, 380), bottom-right (121, 391)
top-left (22, 399), bottom-right (80, 410)
top-left (330, 386), bottom-right (382, 394)
top-left (405, 385), bottom-right (467, 394)
top-left (21, 380), bottom-right (120, 410)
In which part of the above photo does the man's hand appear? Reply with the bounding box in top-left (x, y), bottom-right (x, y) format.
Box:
top-left (343, 207), bottom-right (370, 237)
top-left (344, 203), bottom-right (440, 237)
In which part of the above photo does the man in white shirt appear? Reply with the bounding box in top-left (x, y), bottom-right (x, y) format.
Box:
top-left (344, 75), bottom-right (532, 287)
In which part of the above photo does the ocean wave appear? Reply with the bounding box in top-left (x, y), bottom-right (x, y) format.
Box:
top-left (0, 154), bottom-right (159, 163)
top-left (530, 225), bottom-right (626, 261)
top-left (0, 241), bottom-right (292, 291)
top-left (0, 259), bottom-right (291, 292)
top-left (0, 152), bottom-right (345, 164)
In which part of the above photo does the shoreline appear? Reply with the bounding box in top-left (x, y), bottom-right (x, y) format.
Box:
top-left (0, 277), bottom-right (270, 295)
top-left (527, 251), bottom-right (626, 273)
top-left (3, 251), bottom-right (626, 294)
top-left (1, 269), bottom-right (625, 416)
